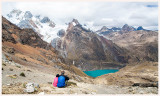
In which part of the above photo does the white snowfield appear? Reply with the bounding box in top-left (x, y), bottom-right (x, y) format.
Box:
top-left (5, 9), bottom-right (68, 43)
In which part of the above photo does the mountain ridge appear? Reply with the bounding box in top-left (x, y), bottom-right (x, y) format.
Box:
top-left (52, 19), bottom-right (129, 71)
top-left (96, 24), bottom-right (152, 36)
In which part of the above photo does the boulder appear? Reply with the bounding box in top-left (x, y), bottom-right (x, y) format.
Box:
top-left (132, 82), bottom-right (158, 88)
top-left (24, 83), bottom-right (39, 93)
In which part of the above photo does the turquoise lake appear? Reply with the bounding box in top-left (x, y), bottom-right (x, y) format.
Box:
top-left (84, 69), bottom-right (119, 78)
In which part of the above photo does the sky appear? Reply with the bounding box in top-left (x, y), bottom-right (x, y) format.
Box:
top-left (2, 2), bottom-right (158, 31)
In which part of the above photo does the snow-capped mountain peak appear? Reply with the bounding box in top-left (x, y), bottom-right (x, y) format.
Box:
top-left (5, 9), bottom-right (67, 43)
top-left (24, 11), bottom-right (33, 19)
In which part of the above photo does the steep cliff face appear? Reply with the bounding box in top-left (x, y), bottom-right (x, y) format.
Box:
top-left (52, 19), bottom-right (129, 71)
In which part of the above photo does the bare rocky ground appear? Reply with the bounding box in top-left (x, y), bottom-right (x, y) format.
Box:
top-left (2, 60), bottom-right (158, 94)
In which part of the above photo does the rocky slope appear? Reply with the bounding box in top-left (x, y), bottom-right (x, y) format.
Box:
top-left (2, 60), bottom-right (158, 94)
top-left (2, 16), bottom-right (90, 79)
top-left (52, 19), bottom-right (130, 71)
top-left (103, 28), bottom-right (158, 62)
top-left (95, 62), bottom-right (158, 87)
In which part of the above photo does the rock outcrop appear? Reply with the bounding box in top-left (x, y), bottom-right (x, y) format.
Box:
top-left (121, 24), bottom-right (136, 32)
top-left (137, 26), bottom-right (144, 30)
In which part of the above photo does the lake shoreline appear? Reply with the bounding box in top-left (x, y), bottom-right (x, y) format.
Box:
top-left (84, 69), bottom-right (119, 78)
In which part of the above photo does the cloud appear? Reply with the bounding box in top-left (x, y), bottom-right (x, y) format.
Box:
top-left (147, 5), bottom-right (158, 7)
top-left (2, 2), bottom-right (158, 30)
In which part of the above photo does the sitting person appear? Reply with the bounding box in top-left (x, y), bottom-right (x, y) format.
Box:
top-left (57, 71), bottom-right (69, 88)
top-left (53, 74), bottom-right (59, 87)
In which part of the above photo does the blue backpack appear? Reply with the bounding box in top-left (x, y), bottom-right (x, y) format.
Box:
top-left (57, 76), bottom-right (65, 87)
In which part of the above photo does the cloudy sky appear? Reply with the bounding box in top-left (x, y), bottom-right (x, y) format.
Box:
top-left (2, 2), bottom-right (158, 30)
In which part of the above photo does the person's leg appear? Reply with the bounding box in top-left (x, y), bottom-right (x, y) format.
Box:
top-left (65, 80), bottom-right (68, 87)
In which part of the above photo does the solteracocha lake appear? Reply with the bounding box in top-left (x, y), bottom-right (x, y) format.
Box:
top-left (84, 69), bottom-right (119, 78)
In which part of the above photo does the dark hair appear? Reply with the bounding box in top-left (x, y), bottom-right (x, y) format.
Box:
top-left (61, 71), bottom-right (65, 75)
top-left (56, 74), bottom-right (59, 77)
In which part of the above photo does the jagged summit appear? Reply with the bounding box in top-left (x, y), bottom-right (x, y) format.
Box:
top-left (122, 24), bottom-right (129, 27)
top-left (101, 26), bottom-right (109, 31)
top-left (67, 19), bottom-right (91, 33)
top-left (96, 26), bottom-right (121, 35)
top-left (7, 9), bottom-right (22, 18)
top-left (40, 17), bottom-right (50, 23)
top-left (111, 27), bottom-right (121, 31)
top-left (68, 19), bottom-right (79, 29)
top-left (96, 24), bottom-right (149, 36)
top-left (72, 19), bottom-right (80, 25)
top-left (57, 29), bottom-right (65, 37)
top-left (24, 11), bottom-right (33, 19)
top-left (121, 24), bottom-right (136, 32)
top-left (137, 26), bottom-right (144, 30)
top-left (98, 24), bottom-right (146, 33)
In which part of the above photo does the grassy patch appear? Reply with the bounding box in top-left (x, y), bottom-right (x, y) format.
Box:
top-left (23, 82), bottom-right (27, 88)
top-left (16, 65), bottom-right (21, 68)
top-left (2, 63), bottom-right (6, 66)
top-left (66, 81), bottom-right (77, 87)
top-left (20, 72), bottom-right (25, 77)
top-left (8, 74), bottom-right (17, 79)
top-left (9, 68), bottom-right (13, 71)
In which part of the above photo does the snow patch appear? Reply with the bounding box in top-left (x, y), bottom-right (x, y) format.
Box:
top-left (72, 22), bottom-right (76, 26)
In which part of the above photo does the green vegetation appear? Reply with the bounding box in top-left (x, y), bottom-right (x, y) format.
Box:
top-left (20, 72), bottom-right (25, 77)
top-left (9, 68), bottom-right (13, 71)
top-left (8, 74), bottom-right (17, 79)
top-left (16, 65), bottom-right (21, 68)
top-left (66, 81), bottom-right (77, 87)
top-left (2, 63), bottom-right (6, 66)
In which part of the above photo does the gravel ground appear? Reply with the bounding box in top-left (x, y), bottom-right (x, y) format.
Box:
top-left (2, 61), bottom-right (158, 94)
